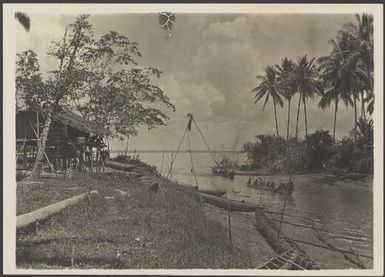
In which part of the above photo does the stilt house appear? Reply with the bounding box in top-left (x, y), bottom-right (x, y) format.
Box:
top-left (16, 110), bottom-right (106, 172)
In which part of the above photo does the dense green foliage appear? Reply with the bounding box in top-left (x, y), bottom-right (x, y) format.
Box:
top-left (241, 123), bottom-right (373, 174)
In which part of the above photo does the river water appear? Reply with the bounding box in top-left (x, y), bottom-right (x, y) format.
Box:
top-left (111, 150), bottom-right (373, 268)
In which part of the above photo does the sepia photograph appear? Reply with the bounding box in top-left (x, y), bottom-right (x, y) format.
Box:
top-left (2, 3), bottom-right (383, 275)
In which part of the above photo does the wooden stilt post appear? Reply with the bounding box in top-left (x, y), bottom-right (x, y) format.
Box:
top-left (89, 147), bottom-right (93, 173)
top-left (226, 195), bottom-right (232, 247)
top-left (96, 147), bottom-right (100, 173)
top-left (23, 143), bottom-right (27, 169)
top-left (278, 194), bottom-right (289, 237)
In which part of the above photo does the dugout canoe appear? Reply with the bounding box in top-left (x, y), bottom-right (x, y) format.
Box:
top-left (254, 208), bottom-right (319, 270)
top-left (198, 189), bottom-right (227, 196)
top-left (105, 160), bottom-right (137, 172)
top-left (235, 169), bottom-right (275, 176)
top-left (200, 193), bottom-right (263, 212)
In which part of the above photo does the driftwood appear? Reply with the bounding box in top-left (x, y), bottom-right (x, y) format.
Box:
top-left (200, 193), bottom-right (263, 212)
top-left (17, 190), bottom-right (98, 229)
top-left (104, 160), bottom-right (137, 172)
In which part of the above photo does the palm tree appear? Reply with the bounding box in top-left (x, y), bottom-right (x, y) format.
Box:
top-left (339, 13), bottom-right (374, 135)
top-left (15, 12), bottom-right (30, 32)
top-left (276, 57), bottom-right (296, 140)
top-left (252, 66), bottom-right (284, 137)
top-left (319, 32), bottom-right (360, 141)
top-left (292, 55), bottom-right (322, 138)
top-left (318, 55), bottom-right (353, 141)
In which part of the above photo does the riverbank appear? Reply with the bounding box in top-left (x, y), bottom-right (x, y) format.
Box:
top-left (16, 171), bottom-right (274, 269)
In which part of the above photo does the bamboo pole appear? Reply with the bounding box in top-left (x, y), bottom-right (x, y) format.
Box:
top-left (291, 238), bottom-right (373, 260)
top-left (278, 194), bottom-right (289, 236)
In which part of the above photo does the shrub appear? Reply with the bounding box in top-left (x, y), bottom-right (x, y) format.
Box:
top-left (303, 129), bottom-right (334, 172)
top-left (329, 136), bottom-right (354, 169)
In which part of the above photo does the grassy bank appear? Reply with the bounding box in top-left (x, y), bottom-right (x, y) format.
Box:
top-left (17, 177), bottom-right (89, 215)
top-left (16, 171), bottom-right (272, 269)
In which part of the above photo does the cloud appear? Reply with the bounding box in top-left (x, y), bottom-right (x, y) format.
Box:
top-left (15, 13), bottom-right (359, 151)
top-left (158, 74), bottom-right (225, 121)
top-left (202, 17), bottom-right (251, 40)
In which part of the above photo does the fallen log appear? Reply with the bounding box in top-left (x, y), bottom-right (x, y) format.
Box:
top-left (17, 190), bottom-right (98, 229)
top-left (104, 160), bottom-right (137, 172)
top-left (254, 209), bottom-right (319, 270)
top-left (198, 189), bottom-right (227, 196)
top-left (200, 193), bottom-right (263, 212)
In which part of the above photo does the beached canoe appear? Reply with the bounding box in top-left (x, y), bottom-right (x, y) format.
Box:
top-left (200, 193), bottom-right (263, 212)
top-left (105, 160), bottom-right (137, 172)
top-left (254, 209), bottom-right (319, 270)
top-left (198, 189), bottom-right (227, 196)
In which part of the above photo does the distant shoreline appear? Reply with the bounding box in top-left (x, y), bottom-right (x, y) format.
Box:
top-left (110, 149), bottom-right (242, 154)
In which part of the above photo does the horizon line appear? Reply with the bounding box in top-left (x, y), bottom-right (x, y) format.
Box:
top-left (110, 149), bottom-right (243, 153)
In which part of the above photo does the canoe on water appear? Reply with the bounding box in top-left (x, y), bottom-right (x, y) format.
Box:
top-left (198, 189), bottom-right (227, 196)
top-left (235, 169), bottom-right (274, 176)
top-left (200, 193), bottom-right (263, 212)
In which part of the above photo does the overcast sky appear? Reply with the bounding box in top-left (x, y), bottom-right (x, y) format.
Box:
top-left (16, 13), bottom-right (360, 151)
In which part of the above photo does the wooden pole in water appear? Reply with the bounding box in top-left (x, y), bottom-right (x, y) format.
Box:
top-left (291, 238), bottom-right (373, 259)
top-left (278, 194), bottom-right (289, 237)
top-left (226, 195), bottom-right (232, 247)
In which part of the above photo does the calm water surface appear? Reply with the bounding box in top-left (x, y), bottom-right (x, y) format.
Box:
top-left (112, 151), bottom-right (373, 267)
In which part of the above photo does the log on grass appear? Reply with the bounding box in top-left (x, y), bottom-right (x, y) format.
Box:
top-left (17, 191), bottom-right (97, 229)
top-left (105, 160), bottom-right (137, 172)
top-left (200, 193), bottom-right (262, 212)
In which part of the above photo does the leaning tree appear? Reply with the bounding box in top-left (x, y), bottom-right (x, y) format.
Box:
top-left (16, 15), bottom-right (175, 177)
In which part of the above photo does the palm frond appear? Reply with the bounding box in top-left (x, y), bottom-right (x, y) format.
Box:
top-left (15, 12), bottom-right (30, 32)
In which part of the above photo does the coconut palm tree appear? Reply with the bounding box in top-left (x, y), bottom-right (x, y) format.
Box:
top-left (292, 55), bottom-right (322, 138)
top-left (339, 13), bottom-right (374, 135)
top-left (276, 57), bottom-right (296, 140)
top-left (318, 54), bottom-right (353, 141)
top-left (320, 32), bottom-right (361, 141)
top-left (15, 12), bottom-right (30, 32)
top-left (252, 66), bottom-right (284, 137)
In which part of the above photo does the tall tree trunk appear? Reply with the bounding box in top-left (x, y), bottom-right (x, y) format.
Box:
top-left (273, 101), bottom-right (280, 137)
top-left (295, 92), bottom-right (302, 139)
top-left (303, 97), bottom-right (308, 137)
top-left (31, 113), bottom-right (53, 178)
top-left (286, 98), bottom-right (291, 140)
top-left (333, 99), bottom-right (338, 142)
top-left (353, 96), bottom-right (357, 142)
top-left (361, 90), bottom-right (368, 138)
